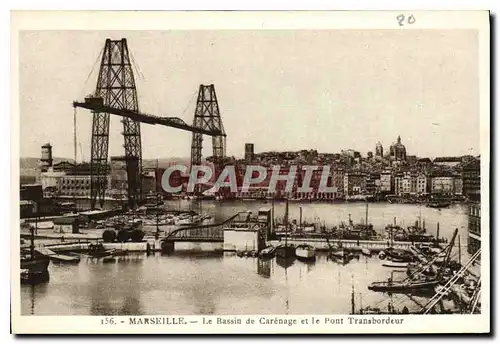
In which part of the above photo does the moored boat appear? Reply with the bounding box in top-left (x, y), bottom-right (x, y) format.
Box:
top-left (427, 201), bottom-right (451, 209)
top-left (275, 244), bottom-right (295, 259)
top-left (276, 198), bottom-right (295, 259)
top-left (368, 278), bottom-right (439, 292)
top-left (361, 248), bottom-right (371, 256)
top-left (87, 243), bottom-right (116, 259)
top-left (259, 245), bottom-right (276, 259)
top-left (20, 255), bottom-right (50, 285)
top-left (379, 247), bottom-right (414, 262)
top-left (382, 261), bottom-right (409, 269)
top-left (295, 244), bottom-right (316, 261)
top-left (20, 221), bottom-right (50, 285)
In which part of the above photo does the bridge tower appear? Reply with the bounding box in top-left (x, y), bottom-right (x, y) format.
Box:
top-left (190, 84), bottom-right (226, 193)
top-left (90, 38), bottom-right (142, 209)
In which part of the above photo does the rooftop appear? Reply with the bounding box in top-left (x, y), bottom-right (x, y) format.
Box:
top-left (433, 157), bottom-right (462, 163)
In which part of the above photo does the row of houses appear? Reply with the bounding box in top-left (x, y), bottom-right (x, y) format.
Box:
top-left (155, 163), bottom-right (478, 200)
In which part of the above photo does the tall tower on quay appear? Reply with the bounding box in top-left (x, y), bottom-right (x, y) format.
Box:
top-left (190, 84), bottom-right (226, 193)
top-left (40, 143), bottom-right (53, 172)
top-left (90, 38), bottom-right (142, 209)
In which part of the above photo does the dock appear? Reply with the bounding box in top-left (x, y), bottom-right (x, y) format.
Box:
top-left (268, 237), bottom-right (440, 252)
top-left (36, 246), bottom-right (81, 263)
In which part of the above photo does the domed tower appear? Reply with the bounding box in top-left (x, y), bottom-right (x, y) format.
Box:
top-left (390, 136), bottom-right (407, 161)
top-left (375, 141), bottom-right (383, 157)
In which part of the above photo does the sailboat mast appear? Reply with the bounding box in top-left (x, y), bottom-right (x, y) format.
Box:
top-left (73, 107), bottom-right (77, 165)
top-left (458, 233), bottom-right (461, 266)
top-left (299, 206), bottom-right (302, 230)
top-left (30, 217), bottom-right (37, 260)
top-left (271, 194), bottom-right (275, 235)
top-left (419, 204), bottom-right (422, 228)
top-left (365, 202), bottom-right (368, 228)
top-left (351, 275), bottom-right (355, 314)
top-left (284, 198), bottom-right (289, 247)
top-left (73, 108), bottom-right (77, 210)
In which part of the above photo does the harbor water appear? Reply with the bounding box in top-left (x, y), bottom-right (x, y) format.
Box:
top-left (21, 201), bottom-right (470, 315)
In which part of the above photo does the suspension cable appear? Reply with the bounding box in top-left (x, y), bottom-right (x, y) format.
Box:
top-left (181, 89), bottom-right (199, 119)
top-left (81, 46), bottom-right (104, 96)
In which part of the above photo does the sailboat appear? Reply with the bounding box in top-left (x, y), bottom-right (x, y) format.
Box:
top-left (275, 198), bottom-right (295, 259)
top-left (21, 219), bottom-right (50, 285)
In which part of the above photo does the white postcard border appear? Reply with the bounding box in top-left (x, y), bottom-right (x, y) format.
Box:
top-left (10, 10), bottom-right (490, 334)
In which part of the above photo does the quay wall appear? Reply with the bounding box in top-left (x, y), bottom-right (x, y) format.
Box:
top-left (174, 241), bottom-right (223, 252)
top-left (43, 237), bottom-right (434, 253)
top-left (267, 238), bottom-right (431, 252)
top-left (102, 242), bottom-right (149, 252)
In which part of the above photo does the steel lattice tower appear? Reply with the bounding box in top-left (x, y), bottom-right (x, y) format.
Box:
top-left (190, 85), bottom-right (226, 192)
top-left (90, 38), bottom-right (142, 209)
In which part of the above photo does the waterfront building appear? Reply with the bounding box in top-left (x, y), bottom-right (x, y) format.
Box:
top-left (430, 173), bottom-right (455, 194)
top-left (343, 171), bottom-right (366, 196)
top-left (416, 173), bottom-right (429, 195)
top-left (467, 202), bottom-right (481, 258)
top-left (410, 173), bottom-right (418, 194)
top-left (379, 171), bottom-right (393, 193)
top-left (454, 177), bottom-right (463, 195)
top-left (59, 174), bottom-right (111, 198)
top-left (40, 168), bottom-right (66, 193)
top-left (462, 158), bottom-right (480, 201)
top-left (394, 173), bottom-right (411, 195)
top-left (332, 168), bottom-right (345, 199)
top-left (389, 135), bottom-right (407, 161)
top-left (365, 173), bottom-right (380, 196)
top-left (375, 141), bottom-right (383, 157)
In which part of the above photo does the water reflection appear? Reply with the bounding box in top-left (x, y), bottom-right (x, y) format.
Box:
top-left (257, 259), bottom-right (271, 278)
top-left (22, 281), bottom-right (49, 315)
top-left (21, 201), bottom-right (469, 316)
top-left (276, 256), bottom-right (296, 270)
top-left (89, 254), bottom-right (145, 315)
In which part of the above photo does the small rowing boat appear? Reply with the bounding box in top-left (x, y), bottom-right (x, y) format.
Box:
top-left (295, 244), bottom-right (316, 261)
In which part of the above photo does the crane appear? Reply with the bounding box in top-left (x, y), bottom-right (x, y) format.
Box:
top-left (73, 38), bottom-right (227, 210)
top-left (73, 96), bottom-right (225, 137)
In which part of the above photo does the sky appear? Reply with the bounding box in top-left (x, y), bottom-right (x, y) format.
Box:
top-left (19, 30), bottom-right (479, 161)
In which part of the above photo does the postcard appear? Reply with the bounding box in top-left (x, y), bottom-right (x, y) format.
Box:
top-left (10, 10), bottom-right (490, 334)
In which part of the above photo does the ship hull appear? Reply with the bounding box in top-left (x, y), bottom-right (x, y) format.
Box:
top-left (20, 258), bottom-right (50, 285)
top-left (275, 246), bottom-right (295, 259)
top-left (368, 280), bottom-right (438, 292)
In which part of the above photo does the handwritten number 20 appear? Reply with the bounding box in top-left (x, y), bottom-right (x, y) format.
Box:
top-left (397, 14), bottom-right (416, 26)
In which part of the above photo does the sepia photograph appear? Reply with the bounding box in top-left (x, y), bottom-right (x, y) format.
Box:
top-left (10, 10), bottom-right (490, 334)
